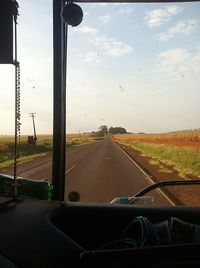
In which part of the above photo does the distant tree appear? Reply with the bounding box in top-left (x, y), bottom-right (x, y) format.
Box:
top-left (99, 125), bottom-right (108, 135)
top-left (109, 127), bottom-right (127, 134)
top-left (90, 125), bottom-right (108, 138)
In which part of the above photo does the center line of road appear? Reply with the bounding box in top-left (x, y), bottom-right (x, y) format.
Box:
top-left (65, 164), bottom-right (77, 175)
top-left (65, 147), bottom-right (101, 175)
top-left (113, 141), bottom-right (175, 206)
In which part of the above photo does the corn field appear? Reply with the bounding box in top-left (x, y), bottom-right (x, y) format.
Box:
top-left (113, 129), bottom-right (200, 147)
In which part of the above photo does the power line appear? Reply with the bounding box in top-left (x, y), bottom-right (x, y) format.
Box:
top-left (29, 112), bottom-right (37, 144)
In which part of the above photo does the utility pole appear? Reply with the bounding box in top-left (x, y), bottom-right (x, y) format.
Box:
top-left (29, 112), bottom-right (37, 144)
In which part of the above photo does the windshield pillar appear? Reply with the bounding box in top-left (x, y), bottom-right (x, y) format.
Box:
top-left (52, 0), bottom-right (67, 201)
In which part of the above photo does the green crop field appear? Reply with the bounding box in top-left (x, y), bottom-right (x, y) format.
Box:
top-left (117, 140), bottom-right (200, 179)
top-left (0, 134), bottom-right (97, 169)
top-left (0, 135), bottom-right (53, 169)
top-left (113, 130), bottom-right (200, 178)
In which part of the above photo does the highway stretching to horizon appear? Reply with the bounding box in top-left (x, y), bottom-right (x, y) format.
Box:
top-left (0, 138), bottom-right (172, 205)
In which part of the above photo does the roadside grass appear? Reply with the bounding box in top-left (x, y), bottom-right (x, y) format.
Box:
top-left (66, 134), bottom-right (99, 147)
top-left (66, 138), bottom-right (94, 148)
top-left (118, 141), bottom-right (200, 178)
top-left (148, 159), bottom-right (173, 174)
top-left (66, 139), bottom-right (94, 148)
top-left (0, 139), bottom-right (52, 169)
top-left (0, 153), bottom-right (47, 169)
top-left (0, 134), bottom-right (97, 168)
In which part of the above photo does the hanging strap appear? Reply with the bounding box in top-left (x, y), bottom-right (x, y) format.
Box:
top-left (13, 0), bottom-right (20, 201)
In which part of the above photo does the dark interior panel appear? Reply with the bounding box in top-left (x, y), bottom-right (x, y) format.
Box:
top-left (50, 202), bottom-right (200, 250)
top-left (0, 0), bottom-right (13, 64)
top-left (0, 198), bottom-right (200, 267)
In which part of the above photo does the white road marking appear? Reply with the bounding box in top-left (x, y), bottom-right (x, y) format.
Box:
top-left (19, 161), bottom-right (52, 177)
top-left (65, 147), bottom-right (99, 175)
top-left (65, 164), bottom-right (77, 175)
top-left (113, 141), bottom-right (175, 206)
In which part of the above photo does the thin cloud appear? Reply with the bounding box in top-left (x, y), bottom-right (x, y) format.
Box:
top-left (76, 25), bottom-right (98, 35)
top-left (158, 19), bottom-right (199, 41)
top-left (75, 24), bottom-right (133, 62)
top-left (145, 5), bottom-right (183, 28)
top-left (192, 46), bottom-right (200, 74)
top-left (100, 14), bottom-right (112, 23)
top-left (81, 51), bottom-right (102, 63)
top-left (156, 47), bottom-right (200, 77)
top-left (158, 48), bottom-right (190, 66)
top-left (116, 7), bottom-right (133, 14)
top-left (91, 35), bottom-right (133, 57)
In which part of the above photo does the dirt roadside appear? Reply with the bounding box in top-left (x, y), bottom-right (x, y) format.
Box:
top-left (117, 143), bottom-right (200, 206)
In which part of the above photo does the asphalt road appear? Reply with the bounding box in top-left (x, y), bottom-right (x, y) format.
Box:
top-left (65, 138), bottom-right (171, 205)
top-left (1, 138), bottom-right (172, 205)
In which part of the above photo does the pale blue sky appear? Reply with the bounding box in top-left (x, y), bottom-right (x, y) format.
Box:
top-left (0, 1), bottom-right (200, 134)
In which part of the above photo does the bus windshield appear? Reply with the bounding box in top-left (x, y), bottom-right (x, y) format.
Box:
top-left (0, 0), bottom-right (199, 206)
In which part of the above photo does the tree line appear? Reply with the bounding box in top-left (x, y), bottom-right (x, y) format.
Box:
top-left (91, 125), bottom-right (127, 137)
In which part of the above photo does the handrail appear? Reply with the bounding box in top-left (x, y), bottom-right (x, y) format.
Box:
top-left (110, 179), bottom-right (200, 204)
top-left (134, 179), bottom-right (200, 198)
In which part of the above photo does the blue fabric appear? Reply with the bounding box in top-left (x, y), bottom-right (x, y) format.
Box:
top-left (101, 216), bottom-right (200, 250)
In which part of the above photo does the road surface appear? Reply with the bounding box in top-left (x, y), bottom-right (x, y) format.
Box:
top-left (1, 138), bottom-right (172, 205)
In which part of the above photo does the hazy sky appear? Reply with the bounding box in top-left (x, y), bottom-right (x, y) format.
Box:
top-left (0, 1), bottom-right (200, 135)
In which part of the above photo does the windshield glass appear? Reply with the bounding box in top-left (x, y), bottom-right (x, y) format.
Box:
top-left (66, 1), bottom-right (200, 206)
top-left (0, 0), bottom-right (53, 202)
top-left (0, 1), bottom-right (199, 206)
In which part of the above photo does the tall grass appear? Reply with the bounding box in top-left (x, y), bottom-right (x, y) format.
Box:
top-left (114, 129), bottom-right (200, 144)
top-left (120, 141), bottom-right (200, 178)
top-left (0, 142), bottom-right (52, 164)
top-left (0, 134), bottom-right (96, 168)
top-left (0, 135), bottom-right (53, 168)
